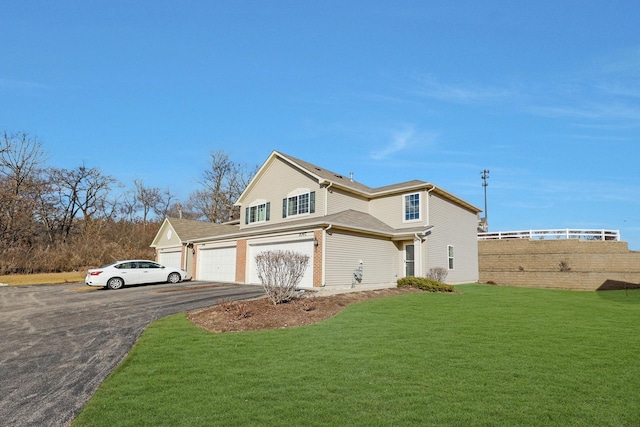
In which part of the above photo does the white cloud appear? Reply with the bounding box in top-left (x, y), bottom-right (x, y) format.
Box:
top-left (598, 83), bottom-right (640, 99)
top-left (596, 46), bottom-right (640, 77)
top-left (411, 75), bottom-right (517, 104)
top-left (0, 78), bottom-right (47, 90)
top-left (528, 102), bottom-right (640, 122)
top-left (370, 128), bottom-right (412, 160)
top-left (370, 126), bottom-right (438, 160)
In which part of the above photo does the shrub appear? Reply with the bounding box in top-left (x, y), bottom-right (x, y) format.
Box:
top-left (397, 276), bottom-right (455, 292)
top-left (255, 250), bottom-right (310, 305)
top-left (221, 299), bottom-right (251, 319)
top-left (559, 260), bottom-right (572, 272)
top-left (426, 267), bottom-right (448, 282)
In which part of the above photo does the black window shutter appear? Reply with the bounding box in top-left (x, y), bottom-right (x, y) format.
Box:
top-left (266, 202), bottom-right (270, 221)
top-left (282, 198), bottom-right (287, 218)
top-left (245, 207), bottom-right (249, 224)
top-left (310, 191), bottom-right (315, 213)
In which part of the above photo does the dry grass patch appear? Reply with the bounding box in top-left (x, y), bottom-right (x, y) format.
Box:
top-left (0, 271), bottom-right (85, 286)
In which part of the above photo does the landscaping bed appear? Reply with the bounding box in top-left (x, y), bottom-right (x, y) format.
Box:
top-left (188, 287), bottom-right (420, 333)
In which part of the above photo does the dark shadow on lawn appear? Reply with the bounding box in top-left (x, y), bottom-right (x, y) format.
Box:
top-left (597, 280), bottom-right (640, 304)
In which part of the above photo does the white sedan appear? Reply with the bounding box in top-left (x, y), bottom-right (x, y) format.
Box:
top-left (85, 260), bottom-right (188, 290)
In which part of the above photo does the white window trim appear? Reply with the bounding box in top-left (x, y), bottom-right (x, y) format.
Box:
top-left (447, 245), bottom-right (455, 270)
top-left (247, 199), bottom-right (268, 224)
top-left (403, 192), bottom-right (422, 223)
top-left (285, 188), bottom-right (312, 218)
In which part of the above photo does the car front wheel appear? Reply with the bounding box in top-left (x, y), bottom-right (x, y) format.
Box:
top-left (167, 272), bottom-right (181, 284)
top-left (106, 277), bottom-right (124, 290)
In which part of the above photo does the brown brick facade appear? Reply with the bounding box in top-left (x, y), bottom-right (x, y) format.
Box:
top-left (479, 239), bottom-right (640, 290)
top-left (235, 239), bottom-right (247, 283)
top-left (313, 230), bottom-right (323, 287)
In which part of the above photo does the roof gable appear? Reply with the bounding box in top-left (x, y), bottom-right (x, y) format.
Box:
top-left (236, 151), bottom-right (480, 213)
top-left (151, 218), bottom-right (239, 247)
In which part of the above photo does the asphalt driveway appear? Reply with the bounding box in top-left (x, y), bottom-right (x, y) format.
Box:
top-left (0, 281), bottom-right (265, 427)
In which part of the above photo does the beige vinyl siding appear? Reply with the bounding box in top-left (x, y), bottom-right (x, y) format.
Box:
top-left (327, 187), bottom-right (368, 215)
top-left (370, 190), bottom-right (429, 229)
top-left (325, 230), bottom-right (399, 287)
top-left (426, 193), bottom-right (479, 283)
top-left (239, 157), bottom-right (325, 228)
top-left (154, 224), bottom-right (180, 247)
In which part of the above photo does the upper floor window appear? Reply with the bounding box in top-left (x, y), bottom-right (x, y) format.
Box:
top-left (283, 190), bottom-right (315, 218)
top-left (404, 192), bottom-right (421, 221)
top-left (246, 201), bottom-right (270, 224)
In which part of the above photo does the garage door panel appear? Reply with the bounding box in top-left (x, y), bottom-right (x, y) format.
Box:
top-left (249, 240), bottom-right (314, 288)
top-left (198, 247), bottom-right (236, 282)
top-left (158, 251), bottom-right (182, 269)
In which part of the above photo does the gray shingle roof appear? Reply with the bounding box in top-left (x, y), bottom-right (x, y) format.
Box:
top-left (167, 218), bottom-right (239, 242)
top-left (168, 210), bottom-right (431, 244)
top-left (277, 152), bottom-right (435, 196)
top-left (277, 152), bottom-right (375, 194)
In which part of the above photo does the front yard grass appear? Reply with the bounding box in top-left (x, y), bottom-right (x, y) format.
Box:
top-left (73, 284), bottom-right (640, 426)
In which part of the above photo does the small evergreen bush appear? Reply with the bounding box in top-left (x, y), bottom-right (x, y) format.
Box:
top-left (397, 276), bottom-right (455, 292)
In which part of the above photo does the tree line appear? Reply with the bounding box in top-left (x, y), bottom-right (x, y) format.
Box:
top-left (0, 131), bottom-right (256, 274)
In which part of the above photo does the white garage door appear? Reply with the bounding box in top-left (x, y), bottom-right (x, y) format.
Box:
top-left (158, 250), bottom-right (182, 269)
top-left (249, 239), bottom-right (314, 288)
top-left (198, 246), bottom-right (236, 282)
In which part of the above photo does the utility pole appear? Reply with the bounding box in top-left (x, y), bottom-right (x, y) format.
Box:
top-left (481, 169), bottom-right (490, 229)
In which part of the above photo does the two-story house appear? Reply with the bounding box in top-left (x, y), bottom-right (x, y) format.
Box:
top-left (151, 151), bottom-right (481, 288)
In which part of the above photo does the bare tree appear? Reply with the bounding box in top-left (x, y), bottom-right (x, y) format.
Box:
top-left (190, 150), bottom-right (257, 223)
top-left (255, 250), bottom-right (310, 305)
top-left (117, 190), bottom-right (138, 222)
top-left (49, 165), bottom-right (117, 237)
top-left (0, 132), bottom-right (47, 196)
top-left (0, 130), bottom-right (176, 273)
top-left (153, 188), bottom-right (177, 219)
top-left (133, 179), bottom-right (162, 225)
top-left (0, 132), bottom-right (48, 246)
top-left (426, 267), bottom-right (449, 282)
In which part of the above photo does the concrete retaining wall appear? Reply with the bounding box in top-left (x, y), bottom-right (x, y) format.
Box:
top-left (479, 239), bottom-right (640, 290)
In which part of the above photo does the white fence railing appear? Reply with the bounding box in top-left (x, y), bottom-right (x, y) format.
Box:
top-left (478, 228), bottom-right (620, 241)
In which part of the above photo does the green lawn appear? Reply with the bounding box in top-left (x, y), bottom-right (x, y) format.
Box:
top-left (73, 285), bottom-right (640, 426)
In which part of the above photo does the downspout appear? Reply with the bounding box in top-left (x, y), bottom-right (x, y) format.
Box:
top-left (324, 181), bottom-right (333, 216)
top-left (426, 185), bottom-right (436, 225)
top-left (414, 233), bottom-right (425, 278)
top-left (321, 224), bottom-right (332, 287)
top-left (423, 185), bottom-right (436, 277)
top-left (320, 181), bottom-right (334, 287)
top-left (185, 241), bottom-right (194, 280)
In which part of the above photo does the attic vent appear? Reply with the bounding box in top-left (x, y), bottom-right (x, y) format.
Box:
top-left (315, 167), bottom-right (322, 171)
top-left (335, 174), bottom-right (343, 179)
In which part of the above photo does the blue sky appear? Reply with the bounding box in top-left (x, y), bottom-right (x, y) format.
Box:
top-left (2, 1), bottom-right (640, 248)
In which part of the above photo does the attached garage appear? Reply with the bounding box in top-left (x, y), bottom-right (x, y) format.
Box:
top-left (248, 237), bottom-right (315, 288)
top-left (157, 250), bottom-right (182, 269)
top-left (197, 245), bottom-right (237, 282)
